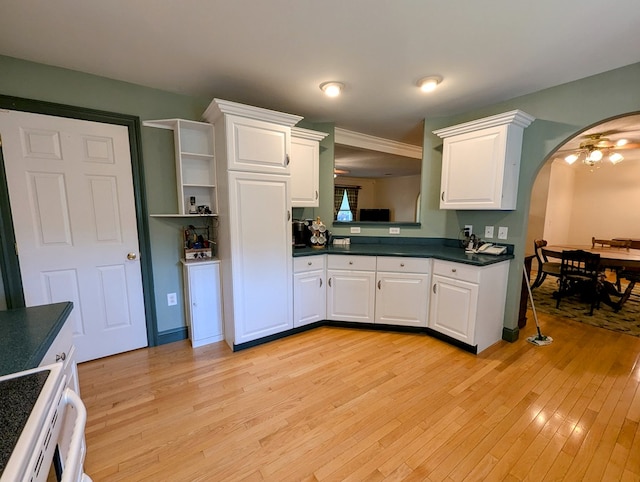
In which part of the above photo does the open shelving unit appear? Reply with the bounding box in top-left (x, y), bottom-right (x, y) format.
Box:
top-left (143, 119), bottom-right (218, 217)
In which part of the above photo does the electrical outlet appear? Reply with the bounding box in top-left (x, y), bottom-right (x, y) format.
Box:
top-left (167, 292), bottom-right (177, 306)
top-left (484, 226), bottom-right (494, 239)
top-left (464, 224), bottom-right (473, 236)
top-left (389, 227), bottom-right (400, 234)
top-left (350, 226), bottom-right (361, 234)
top-left (498, 226), bottom-right (508, 240)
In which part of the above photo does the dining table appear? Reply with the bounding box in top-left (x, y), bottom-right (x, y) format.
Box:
top-left (541, 244), bottom-right (640, 269)
top-left (542, 244), bottom-right (640, 311)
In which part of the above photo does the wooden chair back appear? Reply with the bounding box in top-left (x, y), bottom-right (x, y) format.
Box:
top-left (592, 237), bottom-right (631, 250)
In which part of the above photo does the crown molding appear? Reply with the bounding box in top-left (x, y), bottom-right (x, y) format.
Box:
top-left (334, 128), bottom-right (422, 159)
top-left (291, 126), bottom-right (329, 141)
top-left (202, 98), bottom-right (303, 126)
top-left (433, 110), bottom-right (535, 138)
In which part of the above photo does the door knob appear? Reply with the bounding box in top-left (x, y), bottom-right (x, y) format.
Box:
top-left (127, 252), bottom-right (137, 260)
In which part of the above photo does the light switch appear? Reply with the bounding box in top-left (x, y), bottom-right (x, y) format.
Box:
top-left (498, 227), bottom-right (508, 240)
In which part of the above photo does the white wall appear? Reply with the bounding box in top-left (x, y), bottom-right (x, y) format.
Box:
top-left (544, 160), bottom-right (576, 244)
top-left (374, 174), bottom-right (421, 222)
top-left (540, 158), bottom-right (640, 245)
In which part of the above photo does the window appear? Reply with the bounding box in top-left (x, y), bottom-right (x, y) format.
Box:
top-left (334, 186), bottom-right (359, 221)
top-left (336, 190), bottom-right (353, 221)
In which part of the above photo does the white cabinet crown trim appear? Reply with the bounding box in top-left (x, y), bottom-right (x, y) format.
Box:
top-left (432, 109), bottom-right (535, 138)
top-left (203, 98), bottom-right (303, 126)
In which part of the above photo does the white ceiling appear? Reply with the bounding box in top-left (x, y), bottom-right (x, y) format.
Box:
top-left (1, 1), bottom-right (640, 146)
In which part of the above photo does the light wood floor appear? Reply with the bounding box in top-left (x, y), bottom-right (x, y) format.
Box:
top-left (78, 313), bottom-right (640, 481)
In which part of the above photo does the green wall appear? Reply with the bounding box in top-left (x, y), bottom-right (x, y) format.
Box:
top-left (2, 53), bottom-right (639, 340)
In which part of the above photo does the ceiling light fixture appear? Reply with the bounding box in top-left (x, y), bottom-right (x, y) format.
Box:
top-left (320, 81), bottom-right (344, 97)
top-left (563, 133), bottom-right (625, 168)
top-left (418, 75), bottom-right (442, 93)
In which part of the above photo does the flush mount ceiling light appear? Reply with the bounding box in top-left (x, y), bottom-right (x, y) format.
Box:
top-left (418, 75), bottom-right (442, 93)
top-left (320, 81), bottom-right (344, 97)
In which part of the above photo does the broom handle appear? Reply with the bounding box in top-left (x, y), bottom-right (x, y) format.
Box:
top-left (523, 264), bottom-right (543, 336)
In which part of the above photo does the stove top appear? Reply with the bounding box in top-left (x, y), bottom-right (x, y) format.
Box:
top-left (0, 370), bottom-right (50, 475)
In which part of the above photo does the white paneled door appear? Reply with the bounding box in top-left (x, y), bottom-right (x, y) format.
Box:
top-left (0, 110), bottom-right (148, 362)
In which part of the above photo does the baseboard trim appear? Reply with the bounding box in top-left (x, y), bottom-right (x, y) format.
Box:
top-left (158, 327), bottom-right (188, 345)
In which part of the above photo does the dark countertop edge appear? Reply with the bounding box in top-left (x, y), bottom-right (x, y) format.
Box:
top-left (26, 302), bottom-right (74, 369)
top-left (0, 302), bottom-right (74, 376)
top-left (293, 244), bottom-right (514, 267)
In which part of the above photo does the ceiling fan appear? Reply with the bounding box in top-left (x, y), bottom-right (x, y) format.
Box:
top-left (559, 132), bottom-right (640, 167)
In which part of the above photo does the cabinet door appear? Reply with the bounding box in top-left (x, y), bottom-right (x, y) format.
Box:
top-left (291, 136), bottom-right (319, 207)
top-left (429, 274), bottom-right (478, 345)
top-left (440, 125), bottom-right (507, 209)
top-left (294, 269), bottom-right (326, 327)
top-left (226, 115), bottom-right (290, 174)
top-left (228, 171), bottom-right (293, 343)
top-left (375, 272), bottom-right (429, 327)
top-left (184, 261), bottom-right (223, 347)
top-left (326, 269), bottom-right (375, 323)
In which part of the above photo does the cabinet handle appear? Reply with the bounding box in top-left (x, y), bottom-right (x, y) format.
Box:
top-left (328, 277), bottom-right (332, 287)
top-left (452, 268), bottom-right (457, 273)
top-left (319, 278), bottom-right (323, 288)
top-left (308, 261), bottom-right (312, 266)
top-left (441, 192), bottom-right (445, 201)
top-left (287, 210), bottom-right (291, 221)
top-left (377, 280), bottom-right (381, 290)
top-left (315, 190), bottom-right (318, 200)
top-left (400, 263), bottom-right (405, 267)
top-left (56, 352), bottom-right (66, 362)
top-left (286, 154), bottom-right (290, 166)
top-left (433, 284), bottom-right (437, 294)
top-left (349, 261), bottom-right (353, 265)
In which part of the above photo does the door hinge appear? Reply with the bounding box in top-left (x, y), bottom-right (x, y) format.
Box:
top-left (14, 242), bottom-right (18, 255)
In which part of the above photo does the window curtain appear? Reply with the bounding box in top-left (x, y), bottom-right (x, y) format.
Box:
top-left (334, 185), bottom-right (360, 220)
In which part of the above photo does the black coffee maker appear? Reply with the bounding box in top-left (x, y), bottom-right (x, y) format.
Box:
top-left (292, 220), bottom-right (307, 248)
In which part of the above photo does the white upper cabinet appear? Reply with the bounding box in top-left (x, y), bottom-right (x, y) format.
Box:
top-left (143, 119), bottom-right (218, 216)
top-left (433, 110), bottom-right (534, 210)
top-left (203, 99), bottom-right (303, 175)
top-left (291, 127), bottom-right (328, 207)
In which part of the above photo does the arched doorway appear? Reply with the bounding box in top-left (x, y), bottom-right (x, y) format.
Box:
top-left (525, 112), bottom-right (640, 331)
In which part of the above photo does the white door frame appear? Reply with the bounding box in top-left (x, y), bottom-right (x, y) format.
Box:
top-left (0, 95), bottom-right (157, 345)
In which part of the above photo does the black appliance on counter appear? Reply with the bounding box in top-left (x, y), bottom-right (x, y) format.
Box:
top-left (292, 220), bottom-right (308, 248)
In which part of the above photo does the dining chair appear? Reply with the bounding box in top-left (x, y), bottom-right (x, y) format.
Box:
top-left (591, 237), bottom-right (631, 289)
top-left (556, 249), bottom-right (601, 315)
top-left (532, 239), bottom-right (561, 289)
top-left (591, 237), bottom-right (631, 250)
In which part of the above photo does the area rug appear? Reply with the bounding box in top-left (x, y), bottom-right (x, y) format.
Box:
top-left (531, 277), bottom-right (640, 337)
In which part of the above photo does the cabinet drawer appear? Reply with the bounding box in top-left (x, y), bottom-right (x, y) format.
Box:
top-left (376, 256), bottom-right (430, 274)
top-left (432, 259), bottom-right (480, 283)
top-left (327, 255), bottom-right (376, 271)
top-left (294, 255), bottom-right (326, 273)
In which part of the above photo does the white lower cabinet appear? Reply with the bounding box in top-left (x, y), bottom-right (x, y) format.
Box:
top-left (429, 259), bottom-right (509, 352)
top-left (39, 308), bottom-right (84, 472)
top-left (327, 255), bottom-right (376, 323)
top-left (375, 257), bottom-right (431, 327)
top-left (182, 259), bottom-right (224, 347)
top-left (293, 255), bottom-right (326, 327)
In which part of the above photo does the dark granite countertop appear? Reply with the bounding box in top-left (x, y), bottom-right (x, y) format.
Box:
top-left (0, 302), bottom-right (73, 377)
top-left (293, 241), bottom-right (513, 267)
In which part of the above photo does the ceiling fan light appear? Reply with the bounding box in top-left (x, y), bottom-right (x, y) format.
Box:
top-left (320, 81), bottom-right (344, 97)
top-left (609, 152), bottom-right (624, 164)
top-left (418, 76), bottom-right (442, 92)
top-left (565, 154), bottom-right (579, 165)
top-left (616, 139), bottom-right (628, 147)
top-left (588, 149), bottom-right (603, 162)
